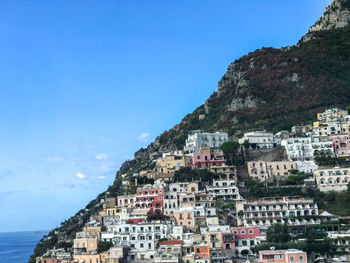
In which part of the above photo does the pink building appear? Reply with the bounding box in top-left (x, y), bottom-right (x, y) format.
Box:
top-left (259, 249), bottom-right (307, 263)
top-left (231, 227), bottom-right (267, 256)
top-left (192, 146), bottom-right (225, 169)
top-left (332, 134), bottom-right (350, 157)
top-left (174, 207), bottom-right (195, 230)
top-left (135, 187), bottom-right (164, 214)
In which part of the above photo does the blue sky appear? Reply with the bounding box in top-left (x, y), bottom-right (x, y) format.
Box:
top-left (0, 0), bottom-right (330, 232)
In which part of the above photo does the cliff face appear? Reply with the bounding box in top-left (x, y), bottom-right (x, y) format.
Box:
top-left (304, 0), bottom-right (350, 41)
top-left (30, 0), bottom-right (350, 261)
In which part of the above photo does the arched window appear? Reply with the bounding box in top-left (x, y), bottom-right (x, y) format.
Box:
top-left (241, 229), bottom-right (246, 234)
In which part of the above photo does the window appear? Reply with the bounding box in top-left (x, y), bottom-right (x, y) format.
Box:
top-left (248, 229), bottom-right (253, 234)
top-left (300, 256), bottom-right (304, 262)
top-left (290, 256), bottom-right (294, 262)
top-left (241, 229), bottom-right (246, 234)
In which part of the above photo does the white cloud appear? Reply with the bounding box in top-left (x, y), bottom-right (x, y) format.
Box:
top-left (96, 153), bottom-right (108, 160)
top-left (75, 172), bottom-right (86, 179)
top-left (138, 132), bottom-right (150, 142)
top-left (98, 175), bottom-right (106, 180)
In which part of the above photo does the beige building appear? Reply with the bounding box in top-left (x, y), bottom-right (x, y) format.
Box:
top-left (179, 193), bottom-right (196, 208)
top-left (315, 167), bottom-right (349, 192)
top-left (204, 231), bottom-right (223, 250)
top-left (73, 254), bottom-right (100, 263)
top-left (209, 165), bottom-right (237, 180)
top-left (247, 161), bottom-right (296, 181)
top-left (156, 152), bottom-right (192, 174)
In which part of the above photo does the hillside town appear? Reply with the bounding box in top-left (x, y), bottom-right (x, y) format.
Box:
top-left (38, 108), bottom-right (350, 263)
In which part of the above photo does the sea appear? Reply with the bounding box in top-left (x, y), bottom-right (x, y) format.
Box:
top-left (0, 231), bottom-right (48, 263)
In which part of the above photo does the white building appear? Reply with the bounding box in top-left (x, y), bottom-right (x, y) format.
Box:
top-left (239, 131), bottom-right (275, 149)
top-left (311, 139), bottom-right (334, 156)
top-left (315, 167), bottom-right (350, 192)
top-left (184, 130), bottom-right (228, 153)
top-left (163, 191), bottom-right (178, 216)
top-left (281, 137), bottom-right (313, 161)
top-left (102, 222), bottom-right (172, 261)
top-left (206, 180), bottom-right (241, 200)
top-left (295, 161), bottom-right (318, 174)
top-left (236, 196), bottom-right (319, 227)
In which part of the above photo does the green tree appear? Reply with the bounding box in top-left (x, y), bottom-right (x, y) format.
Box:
top-left (267, 224), bottom-right (291, 243)
top-left (97, 241), bottom-right (113, 253)
top-left (220, 141), bottom-right (240, 165)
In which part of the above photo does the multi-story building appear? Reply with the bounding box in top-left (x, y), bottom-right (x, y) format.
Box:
top-left (154, 240), bottom-right (183, 263)
top-left (102, 222), bottom-right (171, 261)
top-left (236, 196), bottom-right (319, 227)
top-left (281, 138), bottom-right (313, 161)
top-left (259, 249), bottom-right (307, 263)
top-left (311, 139), bottom-right (334, 156)
top-left (192, 147), bottom-right (225, 169)
top-left (209, 165), bottom-right (236, 180)
top-left (185, 130), bottom-right (228, 153)
top-left (231, 227), bottom-right (267, 257)
top-left (332, 134), bottom-right (350, 157)
top-left (163, 191), bottom-right (178, 216)
top-left (206, 180), bottom-right (241, 200)
top-left (169, 182), bottom-right (199, 193)
top-left (247, 161), bottom-right (296, 181)
top-left (156, 152), bottom-right (192, 174)
top-left (179, 193), bottom-right (196, 208)
top-left (174, 207), bottom-right (195, 230)
top-left (315, 167), bottom-right (350, 192)
top-left (135, 186), bottom-right (164, 214)
top-left (238, 131), bottom-right (274, 149)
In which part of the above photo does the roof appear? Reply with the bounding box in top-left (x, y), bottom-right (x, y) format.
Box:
top-left (160, 240), bottom-right (183, 246)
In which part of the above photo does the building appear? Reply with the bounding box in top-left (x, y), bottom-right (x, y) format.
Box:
top-left (281, 138), bottom-right (313, 161)
top-left (311, 139), bottom-right (334, 156)
top-left (206, 180), bottom-right (240, 200)
top-left (154, 240), bottom-right (183, 263)
top-left (103, 222), bottom-right (171, 261)
top-left (163, 191), bottom-right (178, 216)
top-left (231, 227), bottom-right (267, 257)
top-left (192, 147), bottom-right (225, 169)
top-left (258, 249), bottom-right (307, 263)
top-left (315, 167), bottom-right (350, 192)
top-left (174, 207), bottom-right (195, 230)
top-left (238, 131), bottom-right (274, 149)
top-left (135, 186), bottom-right (164, 214)
top-left (236, 196), bottom-right (319, 227)
top-left (185, 130), bottom-right (228, 153)
top-left (332, 134), bottom-right (350, 157)
top-left (73, 254), bottom-right (101, 263)
top-left (295, 161), bottom-right (318, 174)
top-left (209, 165), bottom-right (236, 180)
top-left (156, 152), bottom-right (192, 174)
top-left (247, 161), bottom-right (296, 181)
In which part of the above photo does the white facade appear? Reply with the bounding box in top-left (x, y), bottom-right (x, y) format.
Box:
top-left (184, 130), bottom-right (228, 153)
top-left (315, 167), bottom-right (350, 192)
top-left (236, 197), bottom-right (319, 227)
top-left (281, 137), bottom-right (313, 161)
top-left (311, 139), bottom-right (334, 156)
top-left (206, 180), bottom-right (241, 200)
top-left (238, 131), bottom-right (274, 149)
top-left (295, 161), bottom-right (318, 174)
top-left (163, 191), bottom-right (178, 215)
top-left (102, 223), bottom-right (172, 260)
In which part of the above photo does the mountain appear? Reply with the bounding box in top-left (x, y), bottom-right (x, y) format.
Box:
top-left (29, 0), bottom-right (350, 262)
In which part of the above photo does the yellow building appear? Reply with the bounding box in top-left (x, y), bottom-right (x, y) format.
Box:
top-left (156, 152), bottom-right (192, 174)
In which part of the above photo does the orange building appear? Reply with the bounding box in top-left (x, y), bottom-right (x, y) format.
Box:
top-left (193, 244), bottom-right (210, 258)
